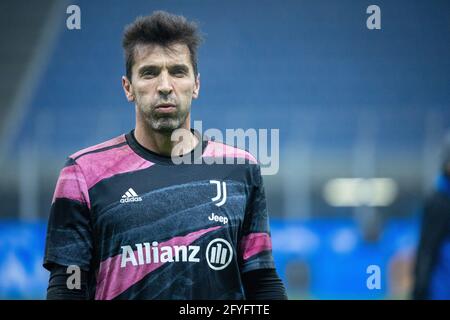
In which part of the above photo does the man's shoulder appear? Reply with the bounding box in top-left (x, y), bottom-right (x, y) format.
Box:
top-left (68, 134), bottom-right (128, 163)
top-left (202, 140), bottom-right (258, 165)
top-left (60, 133), bottom-right (154, 191)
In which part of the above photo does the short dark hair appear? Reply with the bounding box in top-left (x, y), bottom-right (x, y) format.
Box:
top-left (122, 11), bottom-right (202, 81)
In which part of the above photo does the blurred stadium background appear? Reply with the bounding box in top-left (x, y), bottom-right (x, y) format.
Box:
top-left (0, 0), bottom-right (449, 299)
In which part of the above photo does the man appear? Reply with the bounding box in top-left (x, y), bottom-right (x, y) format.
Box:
top-left (412, 133), bottom-right (450, 299)
top-left (44, 11), bottom-right (287, 300)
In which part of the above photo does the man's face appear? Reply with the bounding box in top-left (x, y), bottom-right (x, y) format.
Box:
top-left (123, 42), bottom-right (200, 133)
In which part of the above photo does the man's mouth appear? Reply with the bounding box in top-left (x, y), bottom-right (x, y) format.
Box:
top-left (154, 103), bottom-right (177, 113)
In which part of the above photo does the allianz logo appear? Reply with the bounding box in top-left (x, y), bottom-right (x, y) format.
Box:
top-left (120, 238), bottom-right (233, 270)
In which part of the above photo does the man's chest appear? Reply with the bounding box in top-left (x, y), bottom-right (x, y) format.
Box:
top-left (88, 165), bottom-right (251, 251)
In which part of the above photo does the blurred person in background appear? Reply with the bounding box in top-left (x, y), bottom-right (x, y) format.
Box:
top-left (412, 132), bottom-right (450, 299)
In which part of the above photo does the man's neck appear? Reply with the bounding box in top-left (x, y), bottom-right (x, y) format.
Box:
top-left (134, 121), bottom-right (198, 158)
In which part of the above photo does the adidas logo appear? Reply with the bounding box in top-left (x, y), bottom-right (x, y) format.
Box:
top-left (120, 188), bottom-right (142, 203)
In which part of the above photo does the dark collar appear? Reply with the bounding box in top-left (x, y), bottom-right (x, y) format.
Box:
top-left (125, 129), bottom-right (208, 165)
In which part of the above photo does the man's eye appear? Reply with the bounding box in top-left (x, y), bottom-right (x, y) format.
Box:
top-left (171, 69), bottom-right (187, 77)
top-left (141, 70), bottom-right (158, 78)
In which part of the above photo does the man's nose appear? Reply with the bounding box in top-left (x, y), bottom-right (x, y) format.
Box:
top-left (157, 72), bottom-right (173, 96)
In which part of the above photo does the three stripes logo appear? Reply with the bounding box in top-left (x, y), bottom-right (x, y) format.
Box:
top-left (120, 188), bottom-right (142, 203)
top-left (210, 180), bottom-right (227, 207)
top-left (205, 238), bottom-right (233, 270)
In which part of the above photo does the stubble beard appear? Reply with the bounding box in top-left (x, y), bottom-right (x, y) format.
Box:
top-left (140, 103), bottom-right (190, 135)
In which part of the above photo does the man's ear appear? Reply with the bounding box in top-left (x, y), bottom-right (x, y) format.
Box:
top-left (122, 76), bottom-right (135, 102)
top-left (192, 73), bottom-right (200, 99)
